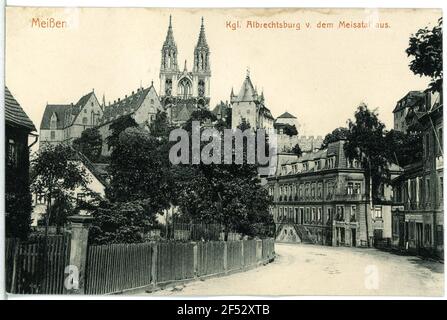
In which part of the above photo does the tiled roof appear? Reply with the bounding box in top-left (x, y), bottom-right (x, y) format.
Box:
top-left (40, 91), bottom-right (95, 130)
top-left (393, 90), bottom-right (425, 113)
top-left (98, 87), bottom-right (151, 125)
top-left (5, 86), bottom-right (36, 131)
top-left (277, 111), bottom-right (296, 119)
top-left (171, 102), bottom-right (196, 123)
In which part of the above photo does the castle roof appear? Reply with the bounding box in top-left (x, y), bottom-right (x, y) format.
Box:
top-left (277, 111), bottom-right (296, 119)
top-left (393, 90), bottom-right (425, 113)
top-left (236, 74), bottom-right (258, 103)
top-left (40, 91), bottom-right (96, 130)
top-left (98, 85), bottom-right (157, 125)
top-left (5, 86), bottom-right (36, 132)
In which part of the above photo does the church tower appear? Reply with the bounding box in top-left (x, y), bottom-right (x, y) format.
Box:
top-left (192, 17), bottom-right (211, 107)
top-left (160, 15), bottom-right (179, 100)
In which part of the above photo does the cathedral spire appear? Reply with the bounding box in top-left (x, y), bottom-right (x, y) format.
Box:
top-left (161, 15), bottom-right (178, 71)
top-left (193, 17), bottom-right (210, 73)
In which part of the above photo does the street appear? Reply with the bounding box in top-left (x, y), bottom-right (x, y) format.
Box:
top-left (143, 243), bottom-right (444, 296)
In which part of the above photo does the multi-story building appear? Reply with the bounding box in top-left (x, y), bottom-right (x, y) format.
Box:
top-left (159, 16), bottom-right (211, 124)
top-left (39, 91), bottom-right (103, 148)
top-left (267, 139), bottom-right (398, 247)
top-left (230, 72), bottom-right (274, 130)
top-left (393, 90), bottom-right (425, 132)
top-left (96, 84), bottom-right (162, 156)
top-left (391, 90), bottom-right (443, 259)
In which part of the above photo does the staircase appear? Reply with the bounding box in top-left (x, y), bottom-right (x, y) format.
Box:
top-left (292, 224), bottom-right (314, 244)
top-left (275, 223), bottom-right (314, 244)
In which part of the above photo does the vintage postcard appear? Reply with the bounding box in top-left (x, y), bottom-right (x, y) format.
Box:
top-left (3, 6), bottom-right (444, 298)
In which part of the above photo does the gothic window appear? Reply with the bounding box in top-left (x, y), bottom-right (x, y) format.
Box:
top-left (198, 79), bottom-right (205, 97)
top-left (51, 131), bottom-right (56, 140)
top-left (178, 78), bottom-right (192, 97)
top-left (165, 79), bottom-right (173, 96)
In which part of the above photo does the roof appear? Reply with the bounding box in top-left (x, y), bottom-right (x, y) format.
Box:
top-left (171, 102), bottom-right (196, 123)
top-left (40, 104), bottom-right (71, 130)
top-left (393, 90), bottom-right (425, 113)
top-left (98, 86), bottom-right (152, 125)
top-left (236, 75), bottom-right (258, 103)
top-left (5, 86), bottom-right (36, 131)
top-left (277, 111), bottom-right (296, 119)
top-left (212, 101), bottom-right (230, 118)
top-left (40, 91), bottom-right (95, 130)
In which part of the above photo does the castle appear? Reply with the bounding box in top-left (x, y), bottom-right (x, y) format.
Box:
top-left (38, 16), bottom-right (322, 157)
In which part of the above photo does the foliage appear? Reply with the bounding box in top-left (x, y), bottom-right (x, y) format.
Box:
top-left (31, 144), bottom-right (89, 233)
top-left (173, 117), bottom-right (274, 238)
top-left (283, 124), bottom-right (298, 137)
top-left (106, 114), bottom-right (138, 150)
top-left (385, 128), bottom-right (423, 167)
top-left (89, 200), bottom-right (152, 245)
top-left (344, 104), bottom-right (391, 200)
top-left (406, 17), bottom-right (443, 92)
top-left (291, 143), bottom-right (302, 157)
top-left (72, 127), bottom-right (102, 162)
top-left (106, 126), bottom-right (173, 215)
top-left (322, 127), bottom-right (349, 148)
top-left (5, 191), bottom-right (33, 240)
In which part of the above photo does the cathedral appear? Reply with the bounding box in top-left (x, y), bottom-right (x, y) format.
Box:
top-left (159, 16), bottom-right (211, 125)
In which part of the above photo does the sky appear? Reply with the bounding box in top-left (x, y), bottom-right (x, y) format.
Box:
top-left (5, 7), bottom-right (441, 138)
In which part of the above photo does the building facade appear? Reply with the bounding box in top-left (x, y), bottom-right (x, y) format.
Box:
top-left (393, 90), bottom-right (425, 132)
top-left (159, 16), bottom-right (211, 124)
top-left (267, 139), bottom-right (397, 247)
top-left (96, 84), bottom-right (162, 156)
top-left (5, 86), bottom-right (38, 237)
top-left (391, 90), bottom-right (443, 259)
top-left (39, 91), bottom-right (103, 148)
top-left (231, 72), bottom-right (274, 130)
top-left (267, 140), bottom-right (373, 247)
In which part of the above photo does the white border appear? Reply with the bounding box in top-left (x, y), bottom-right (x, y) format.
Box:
top-left (1, 0), bottom-right (446, 301)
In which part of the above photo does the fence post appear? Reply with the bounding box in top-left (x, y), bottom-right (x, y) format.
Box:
top-left (223, 241), bottom-right (228, 273)
top-left (241, 240), bottom-right (245, 269)
top-left (192, 242), bottom-right (198, 277)
top-left (151, 242), bottom-right (158, 287)
top-left (256, 240), bottom-right (262, 264)
top-left (65, 215), bottom-right (93, 294)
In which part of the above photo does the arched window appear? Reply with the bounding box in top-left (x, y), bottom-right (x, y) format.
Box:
top-left (50, 113), bottom-right (57, 129)
top-left (178, 77), bottom-right (192, 97)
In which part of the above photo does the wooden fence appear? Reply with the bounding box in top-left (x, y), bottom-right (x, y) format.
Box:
top-left (84, 239), bottom-right (275, 295)
top-left (6, 235), bottom-right (71, 294)
top-left (6, 237), bottom-right (275, 295)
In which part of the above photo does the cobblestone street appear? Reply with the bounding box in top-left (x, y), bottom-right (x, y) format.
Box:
top-left (144, 243), bottom-right (444, 297)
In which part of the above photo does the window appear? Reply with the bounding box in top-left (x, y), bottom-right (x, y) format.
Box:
top-left (311, 207), bottom-right (316, 221)
top-left (50, 113), bottom-right (57, 129)
top-left (336, 206), bottom-right (344, 221)
top-left (50, 131), bottom-right (56, 140)
top-left (317, 183), bottom-right (323, 199)
top-left (7, 139), bottom-right (18, 167)
top-left (425, 224), bottom-right (432, 244)
top-left (350, 205), bottom-right (356, 222)
top-left (440, 177), bottom-right (443, 200)
top-left (36, 193), bottom-right (46, 205)
top-left (354, 183), bottom-right (361, 194)
top-left (373, 206), bottom-right (382, 219)
top-left (82, 117), bottom-right (88, 124)
top-left (327, 208), bottom-right (333, 222)
top-left (317, 207), bottom-right (322, 222)
top-left (305, 208), bottom-right (310, 223)
top-left (426, 178), bottom-right (431, 204)
top-left (311, 183), bottom-right (316, 198)
top-left (425, 133), bottom-right (430, 158)
top-left (347, 182), bottom-right (354, 195)
top-left (77, 193), bottom-right (86, 204)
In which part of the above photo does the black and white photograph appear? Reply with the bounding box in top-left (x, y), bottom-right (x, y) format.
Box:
top-left (1, 2), bottom-right (445, 300)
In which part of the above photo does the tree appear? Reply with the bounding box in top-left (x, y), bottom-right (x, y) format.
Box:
top-left (385, 127), bottom-right (423, 167)
top-left (173, 118), bottom-right (274, 239)
top-left (406, 17), bottom-right (443, 92)
top-left (72, 127), bottom-right (102, 162)
top-left (344, 104), bottom-right (391, 246)
top-left (322, 127), bottom-right (349, 148)
top-left (106, 114), bottom-right (138, 150)
top-left (106, 127), bottom-right (173, 218)
top-left (31, 144), bottom-right (89, 236)
top-left (283, 124), bottom-right (298, 137)
top-left (89, 200), bottom-right (151, 245)
top-left (291, 143), bottom-right (302, 157)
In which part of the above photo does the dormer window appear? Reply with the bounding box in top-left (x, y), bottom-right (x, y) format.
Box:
top-left (50, 113), bottom-right (57, 130)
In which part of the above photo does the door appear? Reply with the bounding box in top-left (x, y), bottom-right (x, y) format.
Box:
top-left (351, 228), bottom-right (356, 247)
top-left (300, 208), bottom-right (304, 225)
